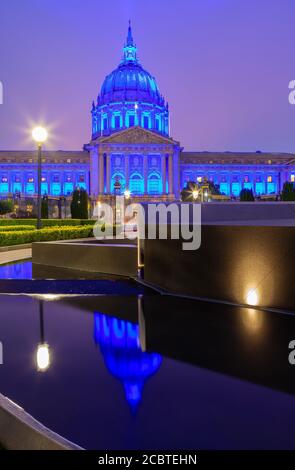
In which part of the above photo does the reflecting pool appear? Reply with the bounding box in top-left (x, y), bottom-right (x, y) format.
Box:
top-left (0, 293), bottom-right (295, 449)
top-left (0, 260), bottom-right (32, 279)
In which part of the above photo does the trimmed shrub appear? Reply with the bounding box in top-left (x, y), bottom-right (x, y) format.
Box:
top-left (0, 225), bottom-right (35, 232)
top-left (240, 188), bottom-right (255, 201)
top-left (0, 200), bottom-right (14, 216)
top-left (71, 188), bottom-right (89, 219)
top-left (41, 219), bottom-right (95, 227)
top-left (281, 182), bottom-right (295, 201)
top-left (0, 219), bottom-right (36, 226)
top-left (0, 219), bottom-right (95, 227)
top-left (41, 195), bottom-right (49, 219)
top-left (0, 225), bottom-right (95, 247)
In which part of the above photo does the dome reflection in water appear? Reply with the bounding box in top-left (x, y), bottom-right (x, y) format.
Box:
top-left (94, 313), bottom-right (162, 414)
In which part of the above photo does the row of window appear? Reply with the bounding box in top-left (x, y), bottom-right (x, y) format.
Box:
top-left (186, 175), bottom-right (288, 184)
top-left (94, 112), bottom-right (166, 133)
top-left (110, 172), bottom-right (163, 195)
top-left (216, 182), bottom-right (277, 197)
top-left (0, 174), bottom-right (85, 184)
top-left (0, 173), bottom-right (87, 196)
top-left (0, 181), bottom-right (87, 196)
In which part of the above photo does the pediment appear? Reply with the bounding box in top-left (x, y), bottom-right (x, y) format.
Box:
top-left (96, 126), bottom-right (178, 146)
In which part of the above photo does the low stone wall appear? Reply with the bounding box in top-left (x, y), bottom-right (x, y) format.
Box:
top-left (144, 225), bottom-right (295, 312)
top-left (0, 394), bottom-right (82, 450)
top-left (140, 295), bottom-right (295, 395)
top-left (32, 239), bottom-right (138, 277)
top-left (0, 243), bottom-right (31, 253)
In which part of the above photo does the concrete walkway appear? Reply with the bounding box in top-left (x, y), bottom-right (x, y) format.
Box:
top-left (0, 248), bottom-right (31, 266)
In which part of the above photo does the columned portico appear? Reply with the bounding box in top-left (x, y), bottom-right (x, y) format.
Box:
top-left (89, 126), bottom-right (180, 201)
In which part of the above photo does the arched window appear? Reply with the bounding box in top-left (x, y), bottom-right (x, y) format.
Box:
top-left (142, 113), bottom-right (150, 129)
top-left (111, 172), bottom-right (125, 194)
top-left (148, 172), bottom-right (161, 195)
top-left (112, 114), bottom-right (122, 129)
top-left (155, 115), bottom-right (161, 131)
top-left (102, 115), bottom-right (108, 131)
top-left (127, 113), bottom-right (135, 127)
top-left (130, 172), bottom-right (144, 195)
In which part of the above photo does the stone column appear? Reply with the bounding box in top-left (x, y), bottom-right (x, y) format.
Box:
top-left (168, 154), bottom-right (173, 195)
top-left (90, 146), bottom-right (99, 196)
top-left (106, 154), bottom-right (111, 194)
top-left (137, 105), bottom-right (142, 127)
top-left (123, 107), bottom-right (126, 130)
top-left (99, 152), bottom-right (104, 194)
top-left (125, 153), bottom-right (129, 190)
top-left (143, 154), bottom-right (148, 194)
top-left (151, 110), bottom-right (155, 130)
top-left (263, 174), bottom-right (267, 195)
top-left (161, 155), bottom-right (166, 194)
top-left (107, 106), bottom-right (111, 131)
top-left (229, 174), bottom-right (233, 197)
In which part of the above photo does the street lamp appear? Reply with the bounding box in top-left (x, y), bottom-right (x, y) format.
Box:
top-left (32, 126), bottom-right (48, 229)
top-left (36, 300), bottom-right (51, 372)
top-left (192, 189), bottom-right (199, 201)
top-left (124, 189), bottom-right (131, 200)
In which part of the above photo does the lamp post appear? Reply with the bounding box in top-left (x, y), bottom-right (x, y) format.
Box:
top-left (124, 189), bottom-right (131, 200)
top-left (32, 126), bottom-right (48, 229)
top-left (192, 189), bottom-right (199, 201)
top-left (36, 300), bottom-right (51, 372)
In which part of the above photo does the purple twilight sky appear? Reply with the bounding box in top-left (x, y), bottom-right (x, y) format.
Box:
top-left (0, 0), bottom-right (294, 152)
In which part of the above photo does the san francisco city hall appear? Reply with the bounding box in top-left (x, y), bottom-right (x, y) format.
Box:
top-left (1, 23), bottom-right (295, 200)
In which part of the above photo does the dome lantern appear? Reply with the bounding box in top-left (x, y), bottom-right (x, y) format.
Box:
top-left (122, 20), bottom-right (138, 63)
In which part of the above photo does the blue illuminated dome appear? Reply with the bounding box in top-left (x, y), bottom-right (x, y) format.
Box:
top-left (92, 22), bottom-right (169, 138)
top-left (100, 63), bottom-right (163, 106)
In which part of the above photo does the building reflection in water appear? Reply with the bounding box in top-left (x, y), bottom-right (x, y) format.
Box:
top-left (94, 312), bottom-right (162, 414)
top-left (0, 260), bottom-right (32, 279)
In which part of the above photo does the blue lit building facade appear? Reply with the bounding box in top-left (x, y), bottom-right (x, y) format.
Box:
top-left (180, 152), bottom-right (295, 197)
top-left (0, 151), bottom-right (89, 197)
top-left (0, 23), bottom-right (295, 199)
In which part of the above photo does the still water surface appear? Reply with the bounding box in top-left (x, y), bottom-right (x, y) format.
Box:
top-left (0, 260), bottom-right (32, 279)
top-left (0, 291), bottom-right (295, 449)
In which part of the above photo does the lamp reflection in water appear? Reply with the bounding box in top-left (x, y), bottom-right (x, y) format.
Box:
top-left (241, 308), bottom-right (264, 334)
top-left (36, 300), bottom-right (51, 372)
top-left (94, 309), bottom-right (162, 414)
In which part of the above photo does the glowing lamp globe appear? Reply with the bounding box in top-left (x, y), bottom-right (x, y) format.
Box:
top-left (246, 289), bottom-right (259, 306)
top-left (36, 343), bottom-right (51, 371)
top-left (192, 190), bottom-right (199, 200)
top-left (32, 126), bottom-right (48, 144)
